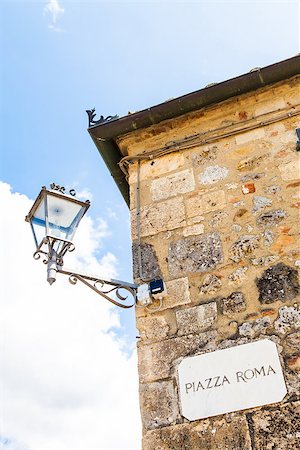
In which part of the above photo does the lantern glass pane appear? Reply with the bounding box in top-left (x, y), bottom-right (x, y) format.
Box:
top-left (32, 194), bottom-right (85, 242)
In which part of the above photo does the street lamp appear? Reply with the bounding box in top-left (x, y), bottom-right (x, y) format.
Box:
top-left (25, 183), bottom-right (140, 308)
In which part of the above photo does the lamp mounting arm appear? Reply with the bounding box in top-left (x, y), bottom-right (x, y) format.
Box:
top-left (55, 266), bottom-right (138, 309)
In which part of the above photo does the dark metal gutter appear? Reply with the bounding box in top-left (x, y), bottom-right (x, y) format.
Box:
top-left (88, 55), bottom-right (300, 205)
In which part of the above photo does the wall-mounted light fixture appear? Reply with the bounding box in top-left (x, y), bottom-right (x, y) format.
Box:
top-left (25, 184), bottom-right (166, 309)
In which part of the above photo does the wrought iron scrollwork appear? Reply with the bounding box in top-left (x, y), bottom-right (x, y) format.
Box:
top-left (32, 237), bottom-right (75, 265)
top-left (50, 183), bottom-right (77, 197)
top-left (86, 108), bottom-right (119, 128)
top-left (65, 272), bottom-right (137, 308)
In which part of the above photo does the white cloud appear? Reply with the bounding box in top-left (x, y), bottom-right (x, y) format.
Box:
top-left (44, 0), bottom-right (65, 31)
top-left (0, 182), bottom-right (141, 450)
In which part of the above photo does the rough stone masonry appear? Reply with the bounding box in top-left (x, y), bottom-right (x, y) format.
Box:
top-left (123, 75), bottom-right (300, 449)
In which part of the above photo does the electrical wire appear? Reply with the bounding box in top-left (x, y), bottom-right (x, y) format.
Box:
top-left (119, 105), bottom-right (300, 177)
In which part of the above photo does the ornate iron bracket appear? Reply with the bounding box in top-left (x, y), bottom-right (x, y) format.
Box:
top-left (58, 268), bottom-right (137, 309)
top-left (32, 241), bottom-right (137, 308)
top-left (86, 108), bottom-right (119, 128)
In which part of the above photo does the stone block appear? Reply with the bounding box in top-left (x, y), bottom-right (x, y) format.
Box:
top-left (168, 233), bottom-right (223, 277)
top-left (132, 242), bottom-right (162, 282)
top-left (199, 165), bottom-right (229, 185)
top-left (139, 381), bottom-right (179, 430)
top-left (256, 263), bottom-right (300, 304)
top-left (252, 196), bottom-right (272, 213)
top-left (183, 223), bottom-right (204, 237)
top-left (274, 305), bottom-right (300, 334)
top-left (141, 277), bottom-right (191, 313)
top-left (143, 415), bottom-right (252, 450)
top-left (131, 197), bottom-right (186, 238)
top-left (128, 153), bottom-right (185, 183)
top-left (239, 317), bottom-right (271, 338)
top-left (176, 302), bottom-right (217, 336)
top-left (185, 190), bottom-right (226, 218)
top-left (285, 354), bottom-right (300, 373)
top-left (228, 267), bottom-right (248, 285)
top-left (242, 182), bottom-right (256, 194)
top-left (255, 98), bottom-right (286, 116)
top-left (221, 292), bottom-right (246, 316)
top-left (210, 210), bottom-right (229, 228)
top-left (199, 274), bottom-right (222, 295)
top-left (138, 331), bottom-right (216, 383)
top-left (161, 277), bottom-right (191, 311)
top-left (237, 154), bottom-right (268, 171)
top-left (150, 169), bottom-right (195, 202)
top-left (264, 185), bottom-right (281, 194)
top-left (191, 145), bottom-right (218, 166)
top-left (256, 209), bottom-right (286, 227)
top-left (240, 172), bottom-right (265, 182)
top-left (285, 331), bottom-right (300, 350)
top-left (137, 316), bottom-right (170, 341)
top-left (235, 128), bottom-right (265, 144)
top-left (278, 159), bottom-right (300, 181)
top-left (229, 235), bottom-right (260, 262)
top-left (251, 401), bottom-right (300, 449)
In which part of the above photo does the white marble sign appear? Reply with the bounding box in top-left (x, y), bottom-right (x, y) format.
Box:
top-left (178, 339), bottom-right (287, 421)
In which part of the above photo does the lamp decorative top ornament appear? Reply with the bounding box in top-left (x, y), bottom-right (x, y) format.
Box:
top-left (25, 184), bottom-right (138, 308)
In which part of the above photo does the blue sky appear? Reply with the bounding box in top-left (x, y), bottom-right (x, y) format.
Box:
top-left (0, 1), bottom-right (299, 449)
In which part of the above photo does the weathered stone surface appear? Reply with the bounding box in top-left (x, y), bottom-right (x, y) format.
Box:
top-left (161, 277), bottom-right (191, 311)
top-left (185, 190), bottom-right (226, 218)
top-left (132, 242), bottom-right (161, 282)
top-left (262, 229), bottom-right (274, 246)
top-left (239, 317), bottom-right (271, 338)
top-left (264, 185), bottom-right (281, 194)
top-left (274, 305), bottom-right (300, 334)
top-left (139, 277), bottom-right (191, 313)
top-left (199, 165), bottom-right (229, 185)
top-left (199, 274), bottom-right (222, 295)
top-left (235, 127), bottom-right (265, 144)
top-left (256, 263), bottom-right (300, 304)
top-left (191, 145), bottom-right (218, 166)
top-left (129, 153), bottom-right (185, 183)
top-left (169, 233), bottom-right (223, 277)
top-left (278, 159), bottom-right (300, 181)
top-left (237, 154), bottom-right (268, 171)
top-left (143, 415), bottom-right (252, 450)
top-left (250, 255), bottom-right (279, 266)
top-left (231, 223), bottom-right (242, 232)
top-left (285, 331), bottom-right (300, 350)
top-left (229, 235), bottom-right (260, 262)
top-left (285, 354), bottom-right (300, 373)
top-left (251, 401), bottom-right (300, 449)
top-left (132, 197), bottom-right (186, 237)
top-left (139, 381), bottom-right (179, 430)
top-left (256, 209), bottom-right (287, 227)
top-left (228, 267), bottom-right (248, 285)
top-left (176, 302), bottom-right (217, 336)
top-left (183, 223), bottom-right (204, 237)
top-left (150, 169), bottom-right (195, 201)
top-left (242, 182), bottom-right (256, 194)
top-left (138, 331), bottom-right (216, 383)
top-left (252, 196), bottom-right (272, 213)
top-left (221, 292), bottom-right (246, 316)
top-left (240, 172), bottom-right (265, 182)
top-left (210, 210), bottom-right (229, 228)
top-left (137, 316), bottom-right (170, 341)
top-left (285, 372), bottom-right (300, 398)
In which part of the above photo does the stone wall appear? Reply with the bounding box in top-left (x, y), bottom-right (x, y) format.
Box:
top-left (123, 77), bottom-right (300, 449)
